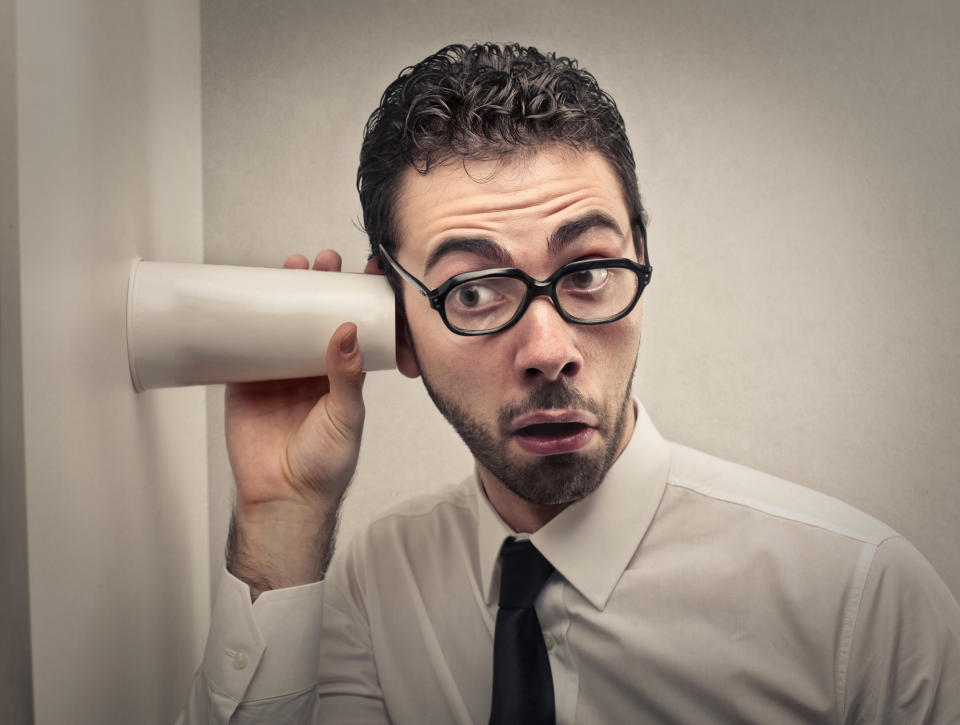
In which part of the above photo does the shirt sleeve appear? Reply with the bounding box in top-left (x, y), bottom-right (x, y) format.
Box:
top-left (842, 535), bottom-right (960, 724)
top-left (177, 568), bottom-right (325, 724)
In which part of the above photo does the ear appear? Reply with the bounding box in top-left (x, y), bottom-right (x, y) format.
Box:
top-left (365, 255), bottom-right (420, 378)
top-left (395, 307), bottom-right (421, 379)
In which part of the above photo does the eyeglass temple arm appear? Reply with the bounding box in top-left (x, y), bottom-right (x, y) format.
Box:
top-left (378, 244), bottom-right (429, 297)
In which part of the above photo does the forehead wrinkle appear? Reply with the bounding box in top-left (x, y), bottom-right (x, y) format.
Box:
top-left (393, 149), bottom-right (632, 269)
top-left (421, 203), bottom-right (627, 276)
top-left (418, 187), bottom-right (615, 251)
top-left (431, 184), bottom-right (601, 220)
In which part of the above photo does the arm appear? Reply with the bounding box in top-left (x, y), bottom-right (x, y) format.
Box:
top-left (179, 251), bottom-right (383, 724)
top-left (842, 536), bottom-right (960, 724)
top-left (225, 251), bottom-right (367, 599)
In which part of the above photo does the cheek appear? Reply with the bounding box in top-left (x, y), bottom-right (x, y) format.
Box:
top-left (583, 316), bottom-right (643, 391)
top-left (590, 309), bottom-right (642, 360)
top-left (409, 314), bottom-right (498, 390)
top-left (613, 305), bottom-right (644, 360)
top-left (403, 296), bottom-right (449, 359)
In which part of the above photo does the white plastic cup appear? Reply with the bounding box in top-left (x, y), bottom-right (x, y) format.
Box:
top-left (125, 259), bottom-right (396, 391)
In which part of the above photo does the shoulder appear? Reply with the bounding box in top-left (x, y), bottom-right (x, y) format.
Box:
top-left (664, 442), bottom-right (898, 546)
top-left (659, 445), bottom-right (960, 719)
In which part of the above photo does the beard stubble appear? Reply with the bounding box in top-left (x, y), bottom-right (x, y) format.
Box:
top-left (416, 353), bottom-right (636, 506)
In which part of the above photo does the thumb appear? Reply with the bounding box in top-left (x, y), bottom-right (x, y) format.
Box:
top-left (324, 322), bottom-right (366, 435)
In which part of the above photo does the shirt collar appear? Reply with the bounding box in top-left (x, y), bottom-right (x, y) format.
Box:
top-left (477, 400), bottom-right (670, 610)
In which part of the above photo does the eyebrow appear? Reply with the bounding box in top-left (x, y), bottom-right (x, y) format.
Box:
top-left (422, 211), bottom-right (626, 276)
top-left (547, 211), bottom-right (625, 257)
top-left (424, 238), bottom-right (513, 275)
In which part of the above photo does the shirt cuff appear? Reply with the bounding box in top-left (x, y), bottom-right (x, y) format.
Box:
top-left (202, 567), bottom-right (325, 703)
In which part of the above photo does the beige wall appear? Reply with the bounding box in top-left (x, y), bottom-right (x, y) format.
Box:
top-left (1, 0), bottom-right (33, 721)
top-left (201, 0), bottom-right (960, 597)
top-left (9, 1), bottom-right (209, 722)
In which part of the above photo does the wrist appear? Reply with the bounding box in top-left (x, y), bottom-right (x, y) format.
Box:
top-left (226, 501), bottom-right (339, 600)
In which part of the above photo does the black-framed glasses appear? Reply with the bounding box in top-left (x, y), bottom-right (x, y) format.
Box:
top-left (378, 243), bottom-right (653, 336)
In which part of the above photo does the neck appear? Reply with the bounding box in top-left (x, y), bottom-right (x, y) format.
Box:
top-left (480, 401), bottom-right (637, 534)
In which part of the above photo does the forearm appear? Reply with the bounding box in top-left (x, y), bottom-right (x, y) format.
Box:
top-left (227, 499), bottom-right (340, 600)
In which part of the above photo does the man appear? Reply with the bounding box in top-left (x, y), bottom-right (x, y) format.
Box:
top-left (181, 44), bottom-right (960, 723)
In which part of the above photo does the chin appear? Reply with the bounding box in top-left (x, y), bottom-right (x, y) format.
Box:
top-left (493, 449), bottom-right (611, 506)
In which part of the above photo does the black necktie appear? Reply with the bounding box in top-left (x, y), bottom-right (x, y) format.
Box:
top-left (489, 538), bottom-right (556, 725)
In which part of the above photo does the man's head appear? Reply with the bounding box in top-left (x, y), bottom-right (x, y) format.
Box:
top-left (358, 43), bottom-right (648, 279)
top-left (357, 44), bottom-right (649, 524)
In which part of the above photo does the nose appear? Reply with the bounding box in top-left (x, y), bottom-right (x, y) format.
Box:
top-left (511, 297), bottom-right (583, 382)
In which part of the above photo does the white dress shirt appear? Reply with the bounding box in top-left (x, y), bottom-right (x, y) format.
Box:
top-left (180, 405), bottom-right (960, 724)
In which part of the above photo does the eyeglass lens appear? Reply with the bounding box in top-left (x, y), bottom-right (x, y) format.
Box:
top-left (444, 266), bottom-right (640, 332)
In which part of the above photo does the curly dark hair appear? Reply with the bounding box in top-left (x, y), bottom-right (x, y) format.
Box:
top-left (358, 43), bottom-right (648, 291)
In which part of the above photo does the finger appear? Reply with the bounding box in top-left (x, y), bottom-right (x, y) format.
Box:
top-left (323, 322), bottom-right (366, 438)
top-left (313, 250), bottom-right (343, 272)
top-left (283, 254), bottom-right (310, 270)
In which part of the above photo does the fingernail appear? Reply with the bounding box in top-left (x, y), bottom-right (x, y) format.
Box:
top-left (340, 327), bottom-right (358, 355)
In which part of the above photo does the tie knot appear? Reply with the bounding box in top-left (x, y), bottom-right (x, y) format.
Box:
top-left (498, 539), bottom-right (555, 608)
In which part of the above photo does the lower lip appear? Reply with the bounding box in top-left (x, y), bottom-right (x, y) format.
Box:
top-left (513, 426), bottom-right (596, 456)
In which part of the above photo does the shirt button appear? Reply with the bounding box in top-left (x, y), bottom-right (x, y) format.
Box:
top-left (232, 651), bottom-right (249, 670)
top-left (543, 633), bottom-right (556, 651)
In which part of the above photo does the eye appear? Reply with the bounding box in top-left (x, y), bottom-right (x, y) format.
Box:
top-left (449, 282), bottom-right (501, 310)
top-left (443, 276), bottom-right (529, 331)
top-left (562, 267), bottom-right (609, 292)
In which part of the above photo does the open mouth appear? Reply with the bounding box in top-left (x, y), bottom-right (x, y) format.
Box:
top-left (516, 422), bottom-right (590, 438)
top-left (513, 421), bottom-right (595, 455)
